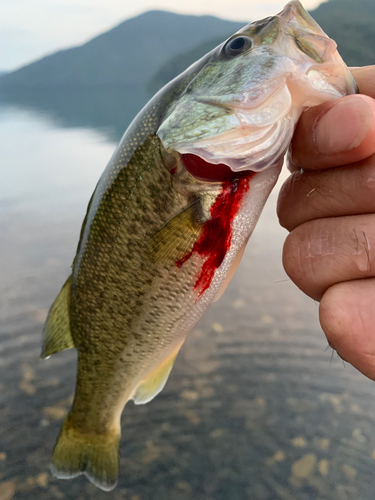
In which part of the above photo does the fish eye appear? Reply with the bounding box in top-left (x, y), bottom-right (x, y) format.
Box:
top-left (224, 36), bottom-right (253, 57)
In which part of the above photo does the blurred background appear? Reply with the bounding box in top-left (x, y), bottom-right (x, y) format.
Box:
top-left (1, 0), bottom-right (375, 499)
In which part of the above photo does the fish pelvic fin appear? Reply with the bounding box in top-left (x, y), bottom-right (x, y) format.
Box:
top-left (132, 343), bottom-right (183, 405)
top-left (41, 276), bottom-right (75, 359)
top-left (51, 417), bottom-right (120, 492)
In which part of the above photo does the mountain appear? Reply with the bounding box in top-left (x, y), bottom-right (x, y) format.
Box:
top-left (0, 0), bottom-right (374, 140)
top-left (1, 0), bottom-right (374, 92)
top-left (0, 11), bottom-right (243, 139)
top-left (148, 35), bottom-right (228, 94)
top-left (150, 0), bottom-right (375, 93)
top-left (312, 0), bottom-right (375, 67)
top-left (0, 11), bottom-right (243, 89)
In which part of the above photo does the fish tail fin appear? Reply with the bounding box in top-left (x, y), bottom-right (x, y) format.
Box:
top-left (51, 417), bottom-right (120, 492)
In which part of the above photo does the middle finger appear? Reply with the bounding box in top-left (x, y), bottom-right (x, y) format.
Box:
top-left (278, 156), bottom-right (375, 231)
top-left (283, 213), bottom-right (375, 301)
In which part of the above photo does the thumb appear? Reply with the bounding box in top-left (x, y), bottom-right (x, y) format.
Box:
top-left (289, 94), bottom-right (375, 171)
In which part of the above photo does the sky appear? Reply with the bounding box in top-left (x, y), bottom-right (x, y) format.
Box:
top-left (1, 0), bottom-right (325, 72)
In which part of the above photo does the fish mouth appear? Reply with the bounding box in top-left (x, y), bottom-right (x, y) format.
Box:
top-left (167, 58), bottom-right (355, 174)
top-left (158, 0), bottom-right (357, 175)
top-left (171, 83), bottom-right (295, 173)
top-left (302, 62), bottom-right (359, 100)
top-left (279, 0), bottom-right (324, 35)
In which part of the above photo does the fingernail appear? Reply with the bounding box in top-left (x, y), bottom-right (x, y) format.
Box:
top-left (315, 96), bottom-right (373, 155)
top-left (286, 148), bottom-right (299, 172)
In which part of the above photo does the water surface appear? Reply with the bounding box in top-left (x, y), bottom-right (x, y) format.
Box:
top-left (1, 94), bottom-right (375, 500)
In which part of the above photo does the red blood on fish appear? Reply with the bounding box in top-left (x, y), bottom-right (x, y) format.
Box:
top-left (176, 154), bottom-right (255, 297)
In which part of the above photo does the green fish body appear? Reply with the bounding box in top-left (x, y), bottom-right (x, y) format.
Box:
top-left (42, 1), bottom-right (356, 491)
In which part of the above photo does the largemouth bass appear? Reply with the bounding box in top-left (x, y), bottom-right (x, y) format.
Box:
top-left (42, 0), bottom-right (356, 491)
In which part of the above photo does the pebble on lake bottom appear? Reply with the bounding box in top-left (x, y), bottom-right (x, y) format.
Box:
top-left (314, 438), bottom-right (330, 450)
top-left (35, 473), bottom-right (49, 488)
top-left (291, 454), bottom-right (317, 479)
top-left (49, 485), bottom-right (64, 499)
top-left (43, 406), bottom-right (68, 420)
top-left (291, 436), bottom-right (307, 448)
top-left (352, 428), bottom-right (366, 443)
top-left (260, 314), bottom-right (273, 325)
top-left (266, 450), bottom-right (285, 466)
top-left (286, 397), bottom-right (316, 413)
top-left (29, 309), bottom-right (48, 323)
top-left (19, 363), bottom-right (36, 395)
top-left (209, 428), bottom-right (227, 439)
top-left (180, 409), bottom-right (200, 425)
top-left (232, 299), bottom-right (244, 309)
top-left (212, 323), bottom-right (223, 333)
top-left (341, 464), bottom-right (357, 480)
top-left (180, 390), bottom-right (199, 400)
top-left (0, 481), bottom-right (15, 500)
top-left (318, 459), bottom-right (329, 477)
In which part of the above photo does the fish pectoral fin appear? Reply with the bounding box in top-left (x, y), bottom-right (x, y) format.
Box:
top-left (132, 344), bottom-right (183, 405)
top-left (41, 275), bottom-right (75, 359)
top-left (51, 417), bottom-right (120, 492)
top-left (147, 199), bottom-right (203, 264)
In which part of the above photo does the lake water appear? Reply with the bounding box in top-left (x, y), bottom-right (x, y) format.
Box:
top-left (1, 91), bottom-right (375, 500)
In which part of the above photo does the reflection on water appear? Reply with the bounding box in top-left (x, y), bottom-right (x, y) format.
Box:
top-left (1, 95), bottom-right (375, 500)
top-left (0, 104), bottom-right (115, 212)
top-left (0, 86), bottom-right (150, 143)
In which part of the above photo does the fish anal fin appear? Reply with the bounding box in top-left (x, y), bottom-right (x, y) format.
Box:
top-left (51, 417), bottom-right (120, 492)
top-left (147, 200), bottom-right (203, 265)
top-left (132, 344), bottom-right (183, 405)
top-left (41, 276), bottom-right (75, 359)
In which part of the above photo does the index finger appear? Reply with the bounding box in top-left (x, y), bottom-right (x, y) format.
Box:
top-left (351, 66), bottom-right (375, 97)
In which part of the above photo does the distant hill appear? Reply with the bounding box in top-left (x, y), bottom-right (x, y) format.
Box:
top-left (150, 0), bottom-right (375, 93)
top-left (1, 0), bottom-right (374, 93)
top-left (313, 0), bottom-right (375, 66)
top-left (0, 11), bottom-right (243, 89)
top-left (148, 35), bottom-right (228, 94)
top-left (0, 0), bottom-right (374, 141)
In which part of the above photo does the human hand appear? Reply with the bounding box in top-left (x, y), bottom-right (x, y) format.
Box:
top-left (277, 66), bottom-right (375, 380)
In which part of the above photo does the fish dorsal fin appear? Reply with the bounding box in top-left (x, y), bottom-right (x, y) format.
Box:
top-left (41, 276), bottom-right (75, 359)
top-left (147, 199), bottom-right (203, 265)
top-left (132, 343), bottom-right (183, 405)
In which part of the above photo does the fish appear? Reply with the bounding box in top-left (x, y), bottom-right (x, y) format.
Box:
top-left (42, 0), bottom-right (357, 491)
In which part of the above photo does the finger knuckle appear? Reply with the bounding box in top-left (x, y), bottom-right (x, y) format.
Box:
top-left (282, 224), bottom-right (317, 290)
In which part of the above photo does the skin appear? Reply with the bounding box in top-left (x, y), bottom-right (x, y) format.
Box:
top-left (277, 65), bottom-right (375, 381)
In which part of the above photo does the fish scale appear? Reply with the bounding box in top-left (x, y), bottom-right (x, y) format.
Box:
top-left (70, 134), bottom-right (205, 427)
top-left (42, 0), bottom-right (357, 491)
